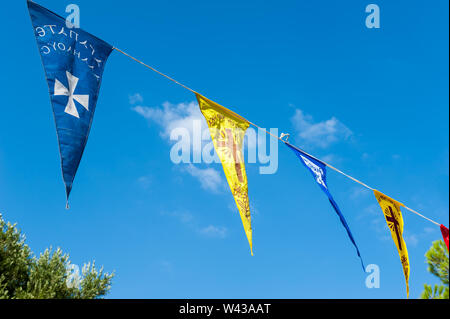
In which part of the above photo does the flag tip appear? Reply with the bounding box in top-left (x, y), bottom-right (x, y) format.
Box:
top-left (65, 186), bottom-right (72, 210)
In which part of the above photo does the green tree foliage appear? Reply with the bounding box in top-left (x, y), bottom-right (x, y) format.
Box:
top-left (420, 240), bottom-right (449, 299)
top-left (0, 213), bottom-right (114, 299)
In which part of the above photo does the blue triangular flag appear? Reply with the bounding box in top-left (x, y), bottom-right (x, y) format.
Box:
top-left (286, 142), bottom-right (365, 271)
top-left (27, 1), bottom-right (113, 206)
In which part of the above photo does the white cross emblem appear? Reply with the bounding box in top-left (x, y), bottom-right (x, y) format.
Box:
top-left (54, 71), bottom-right (89, 118)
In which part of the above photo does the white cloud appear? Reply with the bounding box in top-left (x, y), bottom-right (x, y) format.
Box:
top-left (404, 233), bottom-right (419, 247)
top-left (131, 98), bottom-right (225, 189)
top-left (129, 93), bottom-right (143, 105)
top-left (158, 260), bottom-right (174, 273)
top-left (403, 227), bottom-right (440, 247)
top-left (161, 210), bottom-right (194, 224)
top-left (137, 176), bottom-right (151, 189)
top-left (132, 100), bottom-right (217, 162)
top-left (423, 227), bottom-right (437, 234)
top-left (132, 101), bottom-right (205, 139)
top-left (132, 99), bottom-right (258, 156)
top-left (349, 186), bottom-right (371, 200)
top-left (356, 204), bottom-right (391, 241)
top-left (320, 154), bottom-right (338, 165)
top-left (161, 210), bottom-right (227, 240)
top-left (291, 109), bottom-right (353, 148)
top-left (183, 164), bottom-right (224, 193)
top-left (198, 225), bottom-right (227, 238)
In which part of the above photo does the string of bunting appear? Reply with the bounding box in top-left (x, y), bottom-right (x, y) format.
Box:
top-left (25, 0), bottom-right (448, 298)
top-left (114, 46), bottom-right (442, 225)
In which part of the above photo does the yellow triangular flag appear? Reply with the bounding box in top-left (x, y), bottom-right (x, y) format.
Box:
top-left (374, 190), bottom-right (410, 298)
top-left (196, 94), bottom-right (253, 255)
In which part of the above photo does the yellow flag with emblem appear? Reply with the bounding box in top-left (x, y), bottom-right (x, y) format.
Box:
top-left (374, 190), bottom-right (410, 298)
top-left (196, 94), bottom-right (253, 255)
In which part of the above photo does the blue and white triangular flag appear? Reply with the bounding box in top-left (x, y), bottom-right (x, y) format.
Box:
top-left (27, 1), bottom-right (113, 206)
top-left (286, 142), bottom-right (365, 271)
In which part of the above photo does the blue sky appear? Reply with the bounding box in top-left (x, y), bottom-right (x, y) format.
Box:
top-left (0, 0), bottom-right (448, 298)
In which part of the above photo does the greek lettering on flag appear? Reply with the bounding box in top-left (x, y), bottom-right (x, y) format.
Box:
top-left (27, 0), bottom-right (113, 205)
top-left (286, 142), bottom-right (365, 271)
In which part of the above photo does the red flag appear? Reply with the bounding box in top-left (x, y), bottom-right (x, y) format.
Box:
top-left (440, 225), bottom-right (449, 251)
